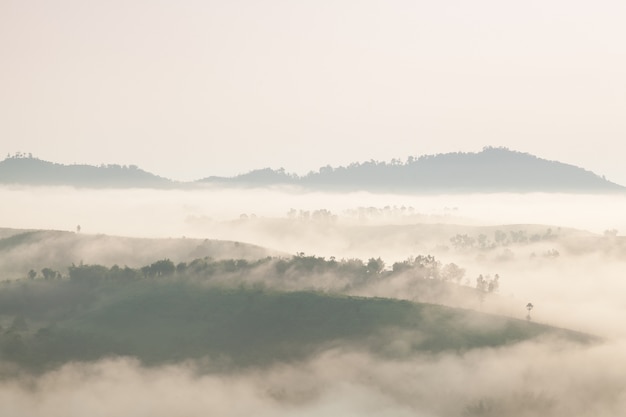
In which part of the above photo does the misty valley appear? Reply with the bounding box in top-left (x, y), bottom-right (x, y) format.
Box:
top-left (4, 0), bottom-right (626, 413)
top-left (2, 186), bottom-right (626, 416)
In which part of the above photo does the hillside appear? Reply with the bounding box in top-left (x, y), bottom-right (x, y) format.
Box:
top-left (201, 147), bottom-right (625, 193)
top-left (0, 228), bottom-right (278, 280)
top-left (0, 155), bottom-right (172, 188)
top-left (0, 278), bottom-right (591, 372)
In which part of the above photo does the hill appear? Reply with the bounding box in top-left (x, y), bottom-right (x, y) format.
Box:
top-left (3, 148), bottom-right (623, 192)
top-left (201, 147), bottom-right (625, 193)
top-left (0, 277), bottom-right (591, 372)
top-left (0, 228), bottom-right (278, 280)
top-left (0, 155), bottom-right (172, 188)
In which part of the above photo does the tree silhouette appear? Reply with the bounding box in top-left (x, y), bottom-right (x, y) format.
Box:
top-left (366, 257), bottom-right (385, 275)
top-left (41, 268), bottom-right (57, 280)
top-left (526, 302), bottom-right (534, 321)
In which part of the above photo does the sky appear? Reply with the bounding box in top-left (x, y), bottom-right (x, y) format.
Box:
top-left (1, 0), bottom-right (625, 183)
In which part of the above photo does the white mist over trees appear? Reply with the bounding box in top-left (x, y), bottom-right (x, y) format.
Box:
top-left (2, 185), bottom-right (626, 416)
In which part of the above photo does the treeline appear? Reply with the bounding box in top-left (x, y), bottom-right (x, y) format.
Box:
top-left (19, 254), bottom-right (475, 287)
top-left (9, 254), bottom-right (505, 307)
top-left (450, 228), bottom-right (558, 250)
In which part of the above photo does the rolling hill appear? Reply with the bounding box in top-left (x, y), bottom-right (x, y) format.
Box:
top-left (0, 155), bottom-right (172, 188)
top-left (1, 148), bottom-right (624, 192)
top-left (0, 279), bottom-right (592, 372)
top-left (0, 228), bottom-right (278, 280)
top-left (201, 147), bottom-right (625, 193)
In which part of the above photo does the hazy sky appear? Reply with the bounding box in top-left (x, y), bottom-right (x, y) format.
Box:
top-left (1, 1), bottom-right (625, 182)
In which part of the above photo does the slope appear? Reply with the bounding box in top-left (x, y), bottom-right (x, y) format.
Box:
top-left (0, 279), bottom-right (592, 373)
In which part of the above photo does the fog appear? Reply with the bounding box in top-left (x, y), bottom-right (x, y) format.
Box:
top-left (2, 185), bottom-right (626, 415)
top-left (2, 340), bottom-right (626, 417)
top-left (2, 185), bottom-right (625, 238)
top-left (2, 185), bottom-right (626, 336)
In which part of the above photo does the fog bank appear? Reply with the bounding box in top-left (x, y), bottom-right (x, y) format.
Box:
top-left (1, 186), bottom-right (625, 238)
top-left (2, 338), bottom-right (626, 417)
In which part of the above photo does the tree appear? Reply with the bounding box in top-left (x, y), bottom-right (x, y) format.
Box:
top-left (41, 268), bottom-right (57, 280)
top-left (366, 257), bottom-right (385, 275)
top-left (442, 263), bottom-right (465, 283)
top-left (476, 274), bottom-right (486, 292)
top-left (526, 302), bottom-right (534, 321)
top-left (147, 259), bottom-right (175, 277)
top-left (476, 275), bottom-right (487, 307)
top-left (488, 274), bottom-right (500, 292)
top-left (494, 230), bottom-right (507, 244)
top-left (413, 255), bottom-right (440, 279)
top-left (477, 233), bottom-right (488, 249)
top-left (68, 264), bottom-right (108, 282)
top-left (176, 262), bottom-right (188, 274)
top-left (476, 274), bottom-right (500, 308)
top-left (450, 234), bottom-right (475, 249)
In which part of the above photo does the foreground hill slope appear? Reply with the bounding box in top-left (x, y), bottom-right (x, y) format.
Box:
top-left (0, 278), bottom-right (591, 372)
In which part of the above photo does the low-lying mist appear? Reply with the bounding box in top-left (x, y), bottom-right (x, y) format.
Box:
top-left (2, 185), bottom-right (626, 415)
top-left (2, 185), bottom-right (626, 336)
top-left (2, 185), bottom-right (625, 238)
top-left (2, 339), bottom-right (626, 417)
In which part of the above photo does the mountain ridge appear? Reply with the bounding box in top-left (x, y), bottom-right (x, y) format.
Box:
top-left (1, 147), bottom-right (623, 192)
top-left (201, 147), bottom-right (625, 193)
top-left (0, 155), bottom-right (173, 188)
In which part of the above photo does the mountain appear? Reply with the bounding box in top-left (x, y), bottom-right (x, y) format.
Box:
top-left (201, 147), bottom-right (625, 193)
top-left (2, 148), bottom-right (624, 192)
top-left (0, 155), bottom-right (172, 188)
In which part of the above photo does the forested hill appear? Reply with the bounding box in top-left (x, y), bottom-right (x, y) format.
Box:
top-left (0, 155), bottom-right (172, 188)
top-left (201, 147), bottom-right (625, 193)
top-left (2, 148), bottom-right (624, 192)
top-left (0, 257), bottom-right (592, 371)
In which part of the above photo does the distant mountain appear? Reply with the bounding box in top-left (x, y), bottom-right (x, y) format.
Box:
top-left (200, 147), bottom-right (625, 193)
top-left (0, 155), bottom-right (172, 188)
top-left (2, 148), bottom-right (624, 192)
